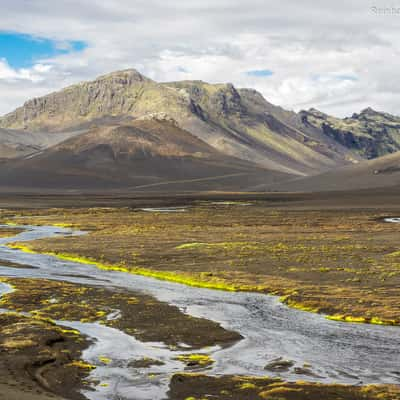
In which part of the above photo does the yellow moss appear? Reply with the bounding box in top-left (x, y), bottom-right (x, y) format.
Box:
top-left (99, 356), bottom-right (111, 364)
top-left (32, 315), bottom-right (57, 325)
top-left (7, 244), bottom-right (242, 291)
top-left (177, 354), bottom-right (214, 367)
top-left (2, 338), bottom-right (36, 349)
top-left (96, 311), bottom-right (107, 318)
top-left (127, 297), bottom-right (139, 304)
top-left (67, 360), bottom-right (96, 370)
top-left (59, 328), bottom-right (80, 335)
top-left (175, 242), bottom-right (208, 250)
top-left (3, 221), bottom-right (19, 226)
top-left (327, 315), bottom-right (396, 325)
top-left (175, 241), bottom-right (268, 253)
top-left (370, 317), bottom-right (396, 326)
top-left (238, 382), bottom-right (257, 390)
top-left (259, 386), bottom-right (302, 397)
top-left (326, 315), bottom-right (366, 324)
top-left (52, 223), bottom-right (75, 228)
top-left (284, 299), bottom-right (320, 313)
top-left (7, 243), bottom-right (37, 254)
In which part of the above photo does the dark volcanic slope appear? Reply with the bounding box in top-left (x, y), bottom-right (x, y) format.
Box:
top-left (261, 150), bottom-right (400, 192)
top-left (0, 119), bottom-right (291, 191)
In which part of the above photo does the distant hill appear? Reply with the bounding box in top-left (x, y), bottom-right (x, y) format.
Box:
top-left (0, 127), bottom-right (83, 160)
top-left (259, 151), bottom-right (400, 192)
top-left (0, 119), bottom-right (290, 191)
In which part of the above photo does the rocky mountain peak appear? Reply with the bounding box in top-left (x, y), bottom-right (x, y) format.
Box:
top-left (360, 106), bottom-right (378, 115)
top-left (350, 107), bottom-right (379, 120)
top-left (93, 68), bottom-right (152, 85)
top-left (0, 68), bottom-right (158, 131)
top-left (303, 108), bottom-right (328, 118)
top-left (298, 106), bottom-right (400, 159)
top-left (211, 83), bottom-right (243, 116)
top-left (165, 80), bottom-right (244, 117)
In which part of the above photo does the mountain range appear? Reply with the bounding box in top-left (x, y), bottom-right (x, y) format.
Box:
top-left (0, 68), bottom-right (399, 192)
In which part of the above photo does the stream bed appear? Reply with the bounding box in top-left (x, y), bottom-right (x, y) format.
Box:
top-left (0, 221), bottom-right (399, 399)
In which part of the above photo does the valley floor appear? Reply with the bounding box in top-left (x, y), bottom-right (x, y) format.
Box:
top-left (5, 199), bottom-right (400, 325)
top-left (0, 191), bottom-right (400, 399)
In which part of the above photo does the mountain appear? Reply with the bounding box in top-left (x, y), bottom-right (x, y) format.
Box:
top-left (298, 107), bottom-right (400, 159)
top-left (0, 118), bottom-right (290, 191)
top-left (259, 151), bottom-right (400, 192)
top-left (2, 68), bottom-right (400, 193)
top-left (0, 69), bottom-right (360, 176)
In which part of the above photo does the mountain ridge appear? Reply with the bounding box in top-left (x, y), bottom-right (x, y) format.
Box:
top-left (298, 106), bottom-right (400, 159)
top-left (0, 69), bottom-right (361, 176)
top-left (1, 68), bottom-right (400, 192)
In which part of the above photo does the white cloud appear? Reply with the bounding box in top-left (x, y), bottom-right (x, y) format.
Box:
top-left (0, 59), bottom-right (52, 82)
top-left (0, 1), bottom-right (399, 117)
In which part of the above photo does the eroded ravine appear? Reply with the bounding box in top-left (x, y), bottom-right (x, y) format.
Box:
top-left (0, 221), bottom-right (399, 399)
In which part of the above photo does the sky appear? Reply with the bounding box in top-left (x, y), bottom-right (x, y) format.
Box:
top-left (0, 1), bottom-right (399, 117)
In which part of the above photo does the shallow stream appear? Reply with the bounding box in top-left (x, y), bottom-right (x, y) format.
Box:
top-left (0, 219), bottom-right (399, 399)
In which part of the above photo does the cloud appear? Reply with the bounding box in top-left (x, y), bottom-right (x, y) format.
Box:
top-left (0, 1), bottom-right (399, 117)
top-left (0, 58), bottom-right (51, 82)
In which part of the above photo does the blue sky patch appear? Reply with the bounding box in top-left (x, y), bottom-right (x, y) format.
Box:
top-left (335, 74), bottom-right (358, 81)
top-left (246, 69), bottom-right (273, 77)
top-left (177, 66), bottom-right (189, 73)
top-left (311, 73), bottom-right (358, 82)
top-left (0, 31), bottom-right (86, 68)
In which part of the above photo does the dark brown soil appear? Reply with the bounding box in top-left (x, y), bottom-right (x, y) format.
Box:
top-left (168, 374), bottom-right (400, 400)
top-left (0, 227), bottom-right (23, 237)
top-left (0, 277), bottom-right (241, 400)
top-left (0, 259), bottom-right (38, 269)
top-left (0, 312), bottom-right (90, 400)
top-left (0, 187), bottom-right (399, 210)
top-left (0, 277), bottom-right (240, 348)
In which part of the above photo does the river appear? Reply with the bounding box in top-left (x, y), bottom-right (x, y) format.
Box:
top-left (0, 220), bottom-right (399, 399)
